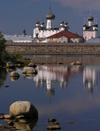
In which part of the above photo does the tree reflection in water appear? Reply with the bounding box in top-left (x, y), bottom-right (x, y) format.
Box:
top-left (0, 67), bottom-right (8, 87)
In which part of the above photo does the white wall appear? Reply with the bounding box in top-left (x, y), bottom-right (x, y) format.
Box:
top-left (83, 31), bottom-right (98, 41)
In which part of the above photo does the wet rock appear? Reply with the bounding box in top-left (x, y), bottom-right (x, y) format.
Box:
top-left (18, 119), bottom-right (28, 124)
top-left (26, 69), bottom-right (37, 74)
top-left (68, 122), bottom-right (75, 124)
top-left (23, 74), bottom-right (36, 79)
top-left (28, 62), bottom-right (37, 68)
top-left (22, 69), bottom-right (27, 74)
top-left (53, 121), bottom-right (60, 125)
top-left (15, 115), bottom-right (25, 119)
top-left (10, 71), bottom-right (20, 77)
top-left (11, 76), bottom-right (19, 81)
top-left (47, 125), bottom-right (61, 130)
top-left (74, 61), bottom-right (82, 65)
top-left (0, 116), bottom-right (4, 119)
top-left (15, 64), bottom-right (24, 67)
top-left (6, 62), bottom-right (15, 68)
top-left (4, 115), bottom-right (11, 119)
top-left (48, 118), bottom-right (56, 123)
top-left (13, 119), bottom-right (37, 131)
top-left (4, 85), bottom-right (9, 88)
top-left (22, 67), bottom-right (37, 74)
top-left (9, 101), bottom-right (38, 119)
top-left (0, 124), bottom-right (4, 127)
top-left (0, 113), bottom-right (5, 116)
top-left (70, 62), bottom-right (75, 65)
top-left (7, 121), bottom-right (14, 126)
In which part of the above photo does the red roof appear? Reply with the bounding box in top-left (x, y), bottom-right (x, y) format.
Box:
top-left (47, 30), bottom-right (83, 38)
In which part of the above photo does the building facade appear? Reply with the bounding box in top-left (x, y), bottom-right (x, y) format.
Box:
top-left (83, 14), bottom-right (98, 41)
top-left (47, 30), bottom-right (83, 43)
top-left (33, 8), bottom-right (69, 39)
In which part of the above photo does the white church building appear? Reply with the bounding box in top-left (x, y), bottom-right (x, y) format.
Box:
top-left (33, 7), bottom-right (69, 40)
top-left (83, 13), bottom-right (98, 41)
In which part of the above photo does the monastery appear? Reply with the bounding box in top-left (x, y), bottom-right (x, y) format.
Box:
top-left (33, 7), bottom-right (83, 43)
top-left (3, 7), bottom-right (99, 43)
top-left (83, 13), bottom-right (98, 41)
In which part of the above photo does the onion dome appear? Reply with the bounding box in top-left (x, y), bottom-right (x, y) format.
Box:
top-left (88, 15), bottom-right (94, 21)
top-left (40, 20), bottom-right (44, 25)
top-left (36, 19), bottom-right (40, 24)
top-left (60, 20), bottom-right (64, 24)
top-left (64, 20), bottom-right (68, 25)
top-left (46, 11), bottom-right (55, 20)
top-left (83, 23), bottom-right (86, 27)
top-left (93, 23), bottom-right (98, 27)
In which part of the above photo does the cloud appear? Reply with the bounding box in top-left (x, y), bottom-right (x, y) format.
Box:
top-left (53, 0), bottom-right (100, 11)
top-left (31, 0), bottom-right (100, 11)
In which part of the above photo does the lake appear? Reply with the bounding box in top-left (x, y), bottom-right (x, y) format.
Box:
top-left (1, 55), bottom-right (100, 131)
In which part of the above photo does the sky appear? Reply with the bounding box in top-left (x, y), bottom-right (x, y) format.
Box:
top-left (1, 0), bottom-right (100, 36)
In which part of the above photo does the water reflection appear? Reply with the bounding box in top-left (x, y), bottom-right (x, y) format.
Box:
top-left (22, 65), bottom-right (99, 97)
top-left (0, 68), bottom-right (8, 87)
top-left (83, 67), bottom-right (98, 94)
top-left (6, 68), bottom-right (15, 73)
top-left (5, 118), bottom-right (38, 131)
top-left (32, 65), bottom-right (83, 99)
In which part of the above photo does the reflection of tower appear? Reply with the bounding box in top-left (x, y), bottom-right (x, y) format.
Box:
top-left (83, 67), bottom-right (97, 94)
top-left (46, 79), bottom-right (55, 103)
top-left (33, 65), bottom-right (69, 97)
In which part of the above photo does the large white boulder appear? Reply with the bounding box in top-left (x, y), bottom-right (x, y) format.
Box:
top-left (9, 101), bottom-right (38, 119)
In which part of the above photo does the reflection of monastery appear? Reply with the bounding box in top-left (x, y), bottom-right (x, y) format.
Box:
top-left (83, 67), bottom-right (97, 94)
top-left (22, 65), bottom-right (99, 97)
top-left (33, 65), bottom-right (83, 98)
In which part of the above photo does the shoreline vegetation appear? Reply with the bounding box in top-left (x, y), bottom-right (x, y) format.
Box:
top-left (0, 33), bottom-right (30, 66)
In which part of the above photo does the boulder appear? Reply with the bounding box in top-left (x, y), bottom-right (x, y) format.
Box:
top-left (6, 62), bottom-right (15, 68)
top-left (74, 61), bottom-right (82, 65)
top-left (22, 67), bottom-right (37, 74)
top-left (11, 76), bottom-right (19, 81)
top-left (28, 62), bottom-right (37, 68)
top-left (9, 101), bottom-right (38, 119)
top-left (10, 71), bottom-right (20, 77)
top-left (26, 69), bottom-right (37, 74)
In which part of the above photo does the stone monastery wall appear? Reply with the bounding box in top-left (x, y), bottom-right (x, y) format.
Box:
top-left (6, 42), bottom-right (100, 54)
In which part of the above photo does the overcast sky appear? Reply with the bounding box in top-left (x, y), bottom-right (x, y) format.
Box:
top-left (1, 0), bottom-right (100, 36)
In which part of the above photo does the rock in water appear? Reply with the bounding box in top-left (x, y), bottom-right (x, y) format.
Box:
top-left (10, 71), bottom-right (20, 77)
top-left (9, 101), bottom-right (38, 119)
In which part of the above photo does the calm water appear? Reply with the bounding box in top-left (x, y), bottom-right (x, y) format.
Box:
top-left (1, 56), bottom-right (100, 131)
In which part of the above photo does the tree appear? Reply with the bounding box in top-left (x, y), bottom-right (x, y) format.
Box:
top-left (0, 32), bottom-right (9, 65)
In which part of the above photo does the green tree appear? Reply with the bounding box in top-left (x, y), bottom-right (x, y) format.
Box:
top-left (0, 32), bottom-right (9, 65)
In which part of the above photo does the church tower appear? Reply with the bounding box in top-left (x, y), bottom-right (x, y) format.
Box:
top-left (83, 12), bottom-right (98, 41)
top-left (45, 6), bottom-right (55, 29)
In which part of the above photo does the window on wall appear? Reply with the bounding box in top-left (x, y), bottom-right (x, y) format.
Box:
top-left (36, 33), bottom-right (39, 38)
top-left (48, 22), bottom-right (51, 28)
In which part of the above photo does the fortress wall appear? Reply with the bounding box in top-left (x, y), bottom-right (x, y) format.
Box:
top-left (6, 42), bottom-right (100, 54)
